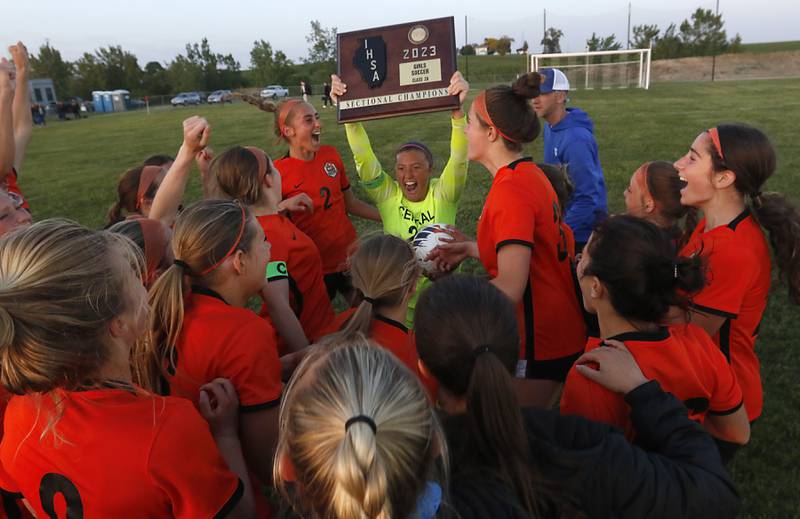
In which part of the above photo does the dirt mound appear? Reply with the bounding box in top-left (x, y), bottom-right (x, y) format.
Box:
top-left (652, 50), bottom-right (800, 82)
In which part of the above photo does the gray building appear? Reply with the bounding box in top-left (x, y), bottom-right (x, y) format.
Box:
top-left (29, 79), bottom-right (57, 104)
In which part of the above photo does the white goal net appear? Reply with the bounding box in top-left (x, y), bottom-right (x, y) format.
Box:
top-left (529, 48), bottom-right (652, 90)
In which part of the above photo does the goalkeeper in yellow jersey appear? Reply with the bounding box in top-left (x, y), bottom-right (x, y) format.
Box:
top-left (330, 72), bottom-right (470, 325)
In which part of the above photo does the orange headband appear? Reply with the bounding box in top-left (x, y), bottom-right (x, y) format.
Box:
top-left (136, 166), bottom-right (162, 210)
top-left (708, 127), bottom-right (725, 160)
top-left (474, 92), bottom-right (519, 143)
top-left (245, 146), bottom-right (268, 183)
top-left (137, 218), bottom-right (168, 285)
top-left (197, 203), bottom-right (248, 276)
top-left (278, 99), bottom-right (302, 136)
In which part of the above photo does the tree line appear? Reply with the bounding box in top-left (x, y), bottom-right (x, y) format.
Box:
top-left (461, 7), bottom-right (742, 59)
top-left (27, 21), bottom-right (338, 100)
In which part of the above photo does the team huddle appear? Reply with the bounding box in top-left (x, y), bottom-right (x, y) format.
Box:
top-left (1, 40), bottom-right (800, 519)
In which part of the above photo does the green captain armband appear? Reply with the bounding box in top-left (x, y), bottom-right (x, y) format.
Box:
top-left (266, 261), bottom-right (289, 281)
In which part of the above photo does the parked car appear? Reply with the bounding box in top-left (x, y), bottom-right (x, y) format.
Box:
top-left (170, 92), bottom-right (202, 106)
top-left (207, 90), bottom-right (232, 104)
top-left (260, 85), bottom-right (289, 99)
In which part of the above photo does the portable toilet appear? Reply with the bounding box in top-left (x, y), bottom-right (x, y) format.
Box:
top-left (92, 91), bottom-right (105, 112)
top-left (101, 91), bottom-right (114, 112)
top-left (112, 90), bottom-right (130, 112)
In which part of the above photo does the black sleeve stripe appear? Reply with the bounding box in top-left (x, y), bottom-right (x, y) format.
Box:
top-left (240, 397), bottom-right (281, 413)
top-left (496, 239), bottom-right (534, 253)
top-left (266, 274), bottom-right (289, 282)
top-left (213, 478), bottom-right (244, 519)
top-left (690, 302), bottom-right (738, 320)
top-left (708, 400), bottom-right (744, 416)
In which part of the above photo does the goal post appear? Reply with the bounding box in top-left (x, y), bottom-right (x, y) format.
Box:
top-left (529, 48), bottom-right (652, 90)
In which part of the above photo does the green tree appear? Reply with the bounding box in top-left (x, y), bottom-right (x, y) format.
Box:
top-left (29, 42), bottom-right (73, 98)
top-left (679, 8), bottom-right (729, 56)
top-left (305, 20), bottom-right (337, 63)
top-left (653, 23), bottom-right (685, 59)
top-left (460, 44), bottom-right (476, 56)
top-left (632, 24), bottom-right (660, 49)
top-left (586, 33), bottom-right (622, 52)
top-left (96, 46), bottom-right (142, 92)
top-left (250, 40), bottom-right (294, 86)
top-left (541, 27), bottom-right (563, 54)
top-left (141, 61), bottom-right (171, 95)
top-left (71, 52), bottom-right (107, 98)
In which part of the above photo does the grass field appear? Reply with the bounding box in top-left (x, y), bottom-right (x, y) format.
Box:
top-left (740, 40), bottom-right (800, 54)
top-left (18, 77), bottom-right (800, 518)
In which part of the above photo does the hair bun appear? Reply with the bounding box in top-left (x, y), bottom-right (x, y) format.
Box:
top-left (512, 73), bottom-right (541, 100)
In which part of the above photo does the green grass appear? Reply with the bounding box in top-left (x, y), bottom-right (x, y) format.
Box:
top-left (19, 78), bottom-right (800, 518)
top-left (740, 40), bottom-right (800, 54)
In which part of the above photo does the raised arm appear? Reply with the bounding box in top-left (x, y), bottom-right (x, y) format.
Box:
top-left (9, 43), bottom-right (32, 172)
top-left (149, 116), bottom-right (210, 226)
top-left (331, 74), bottom-right (397, 204)
top-left (0, 59), bottom-right (14, 180)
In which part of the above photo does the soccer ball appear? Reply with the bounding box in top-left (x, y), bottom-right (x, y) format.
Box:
top-left (412, 224), bottom-right (452, 275)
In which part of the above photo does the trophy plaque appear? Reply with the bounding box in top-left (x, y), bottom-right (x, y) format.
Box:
top-left (336, 17), bottom-right (459, 123)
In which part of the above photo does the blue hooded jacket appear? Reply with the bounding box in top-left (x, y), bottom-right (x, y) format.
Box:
top-left (543, 107), bottom-right (608, 243)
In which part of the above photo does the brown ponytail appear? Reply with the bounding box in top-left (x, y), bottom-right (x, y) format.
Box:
top-left (415, 275), bottom-right (555, 516)
top-left (709, 124), bottom-right (800, 303)
top-left (136, 199), bottom-right (256, 391)
top-left (338, 235), bottom-right (420, 338)
top-left (234, 93), bottom-right (302, 143)
top-left (106, 165), bottom-right (161, 227)
top-left (475, 73), bottom-right (542, 151)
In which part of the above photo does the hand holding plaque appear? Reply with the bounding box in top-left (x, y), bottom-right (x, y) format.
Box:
top-left (336, 17), bottom-right (460, 123)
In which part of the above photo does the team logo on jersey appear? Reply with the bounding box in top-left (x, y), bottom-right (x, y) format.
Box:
top-left (324, 162), bottom-right (338, 178)
top-left (353, 36), bottom-right (387, 88)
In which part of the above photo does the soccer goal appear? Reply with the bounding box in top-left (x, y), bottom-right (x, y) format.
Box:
top-left (529, 48), bottom-right (652, 90)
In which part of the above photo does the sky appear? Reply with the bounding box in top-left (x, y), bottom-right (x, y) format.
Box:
top-left (3, 0), bottom-right (798, 66)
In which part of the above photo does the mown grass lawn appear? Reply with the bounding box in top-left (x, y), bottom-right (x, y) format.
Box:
top-left (18, 77), bottom-right (800, 518)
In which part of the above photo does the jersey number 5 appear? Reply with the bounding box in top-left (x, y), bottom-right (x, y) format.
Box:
top-left (39, 473), bottom-right (84, 519)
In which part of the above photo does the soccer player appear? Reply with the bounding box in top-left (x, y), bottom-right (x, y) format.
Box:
top-left (212, 145), bottom-right (335, 353)
top-left (0, 188), bottom-right (31, 237)
top-left (143, 199), bottom-right (281, 517)
top-left (430, 73), bottom-right (586, 408)
top-left (624, 161), bottom-right (697, 247)
top-left (0, 220), bottom-right (254, 518)
top-left (333, 234), bottom-right (421, 374)
top-left (240, 94), bottom-right (380, 301)
top-left (415, 274), bottom-right (741, 519)
top-left (560, 215), bottom-right (750, 446)
top-left (330, 71), bottom-right (469, 325)
top-left (106, 164), bottom-right (166, 226)
top-left (533, 68), bottom-right (608, 251)
top-left (674, 124), bottom-right (800, 445)
top-left (274, 336), bottom-right (445, 519)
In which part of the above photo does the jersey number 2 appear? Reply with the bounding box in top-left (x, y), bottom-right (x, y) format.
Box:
top-left (319, 187), bottom-right (332, 210)
top-left (552, 202), bottom-right (569, 262)
top-left (39, 473), bottom-right (84, 519)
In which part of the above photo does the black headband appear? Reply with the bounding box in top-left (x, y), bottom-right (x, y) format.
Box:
top-left (345, 414), bottom-right (377, 434)
top-left (173, 259), bottom-right (191, 272)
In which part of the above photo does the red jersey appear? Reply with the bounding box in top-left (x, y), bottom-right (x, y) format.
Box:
top-left (680, 210), bottom-right (770, 421)
top-left (276, 146), bottom-right (357, 274)
top-left (334, 308), bottom-right (419, 373)
top-left (257, 214), bottom-right (335, 346)
top-left (167, 288), bottom-right (282, 410)
top-left (477, 158), bottom-right (585, 379)
top-left (2, 168), bottom-right (29, 210)
top-left (560, 325), bottom-right (743, 439)
top-left (0, 387), bottom-right (242, 518)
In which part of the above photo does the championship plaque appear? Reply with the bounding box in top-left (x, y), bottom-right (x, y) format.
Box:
top-left (336, 17), bottom-right (459, 123)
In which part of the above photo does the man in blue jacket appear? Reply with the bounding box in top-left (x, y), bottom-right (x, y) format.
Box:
top-left (534, 68), bottom-right (608, 250)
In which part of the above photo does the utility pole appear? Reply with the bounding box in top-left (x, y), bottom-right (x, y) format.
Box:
top-left (627, 3), bottom-right (632, 49)
top-left (711, 0), bottom-right (720, 81)
top-left (464, 15), bottom-right (469, 80)
top-left (543, 9), bottom-right (547, 52)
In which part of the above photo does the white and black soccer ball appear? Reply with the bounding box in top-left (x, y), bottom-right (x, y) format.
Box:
top-left (411, 223), bottom-right (452, 276)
